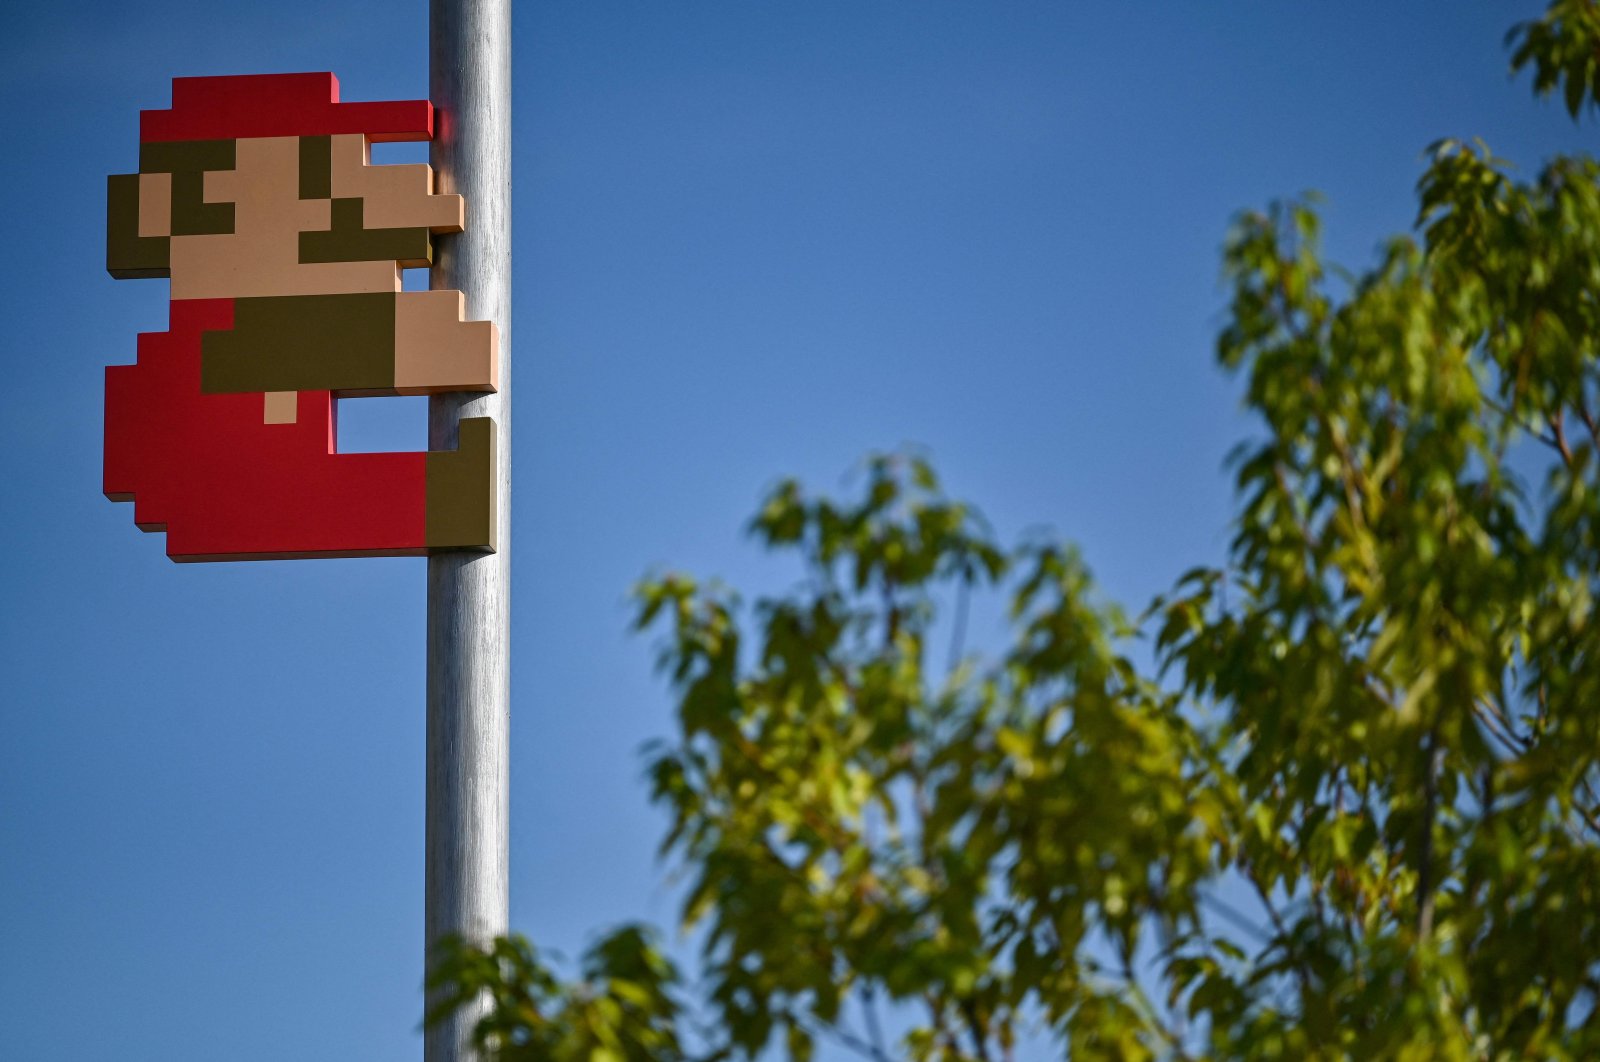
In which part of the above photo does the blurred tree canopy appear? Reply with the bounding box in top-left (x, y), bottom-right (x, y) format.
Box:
top-left (429, 4), bottom-right (1600, 1058)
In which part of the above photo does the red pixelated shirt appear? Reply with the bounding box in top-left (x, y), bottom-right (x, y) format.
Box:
top-left (105, 298), bottom-right (427, 561)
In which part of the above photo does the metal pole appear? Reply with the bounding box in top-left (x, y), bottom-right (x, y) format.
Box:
top-left (426, 1), bottom-right (511, 1059)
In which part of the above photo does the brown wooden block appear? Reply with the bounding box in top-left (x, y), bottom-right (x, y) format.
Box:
top-left (169, 167), bottom-right (234, 236)
top-left (139, 138), bottom-right (236, 175)
top-left (107, 173), bottom-right (170, 279)
top-left (202, 292), bottom-right (396, 395)
top-left (393, 290), bottom-right (499, 395)
top-left (425, 416), bottom-right (496, 552)
top-left (144, 140), bottom-right (238, 238)
top-left (299, 135), bottom-right (331, 200)
top-left (329, 133), bottom-right (463, 232)
top-left (168, 136), bottom-right (400, 300)
top-left (299, 198), bottom-right (433, 268)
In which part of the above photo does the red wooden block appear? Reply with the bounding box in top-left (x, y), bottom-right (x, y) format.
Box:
top-left (141, 73), bottom-right (433, 144)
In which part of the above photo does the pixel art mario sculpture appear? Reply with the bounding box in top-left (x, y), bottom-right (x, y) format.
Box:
top-left (105, 73), bottom-right (498, 561)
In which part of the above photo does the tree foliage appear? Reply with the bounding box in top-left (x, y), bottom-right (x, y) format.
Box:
top-left (429, 5), bottom-right (1600, 1057)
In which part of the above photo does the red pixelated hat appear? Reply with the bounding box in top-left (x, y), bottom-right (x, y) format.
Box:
top-left (140, 72), bottom-right (433, 143)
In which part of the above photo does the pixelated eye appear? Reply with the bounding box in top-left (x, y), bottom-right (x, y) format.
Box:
top-left (139, 139), bottom-right (236, 237)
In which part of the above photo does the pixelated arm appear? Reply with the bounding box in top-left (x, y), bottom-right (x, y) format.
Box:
top-left (200, 290), bottom-right (495, 396)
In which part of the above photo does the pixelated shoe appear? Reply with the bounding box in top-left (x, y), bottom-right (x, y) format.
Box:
top-left (425, 415), bottom-right (496, 553)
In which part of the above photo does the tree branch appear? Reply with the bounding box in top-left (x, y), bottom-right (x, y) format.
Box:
top-left (1415, 726), bottom-right (1441, 941)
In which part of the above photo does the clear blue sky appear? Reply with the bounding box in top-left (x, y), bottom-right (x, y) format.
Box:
top-left (0, 2), bottom-right (1589, 1058)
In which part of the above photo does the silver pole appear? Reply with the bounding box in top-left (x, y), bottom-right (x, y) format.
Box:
top-left (426, 1), bottom-right (511, 1059)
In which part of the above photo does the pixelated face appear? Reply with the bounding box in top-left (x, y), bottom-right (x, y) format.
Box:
top-left (110, 134), bottom-right (464, 300)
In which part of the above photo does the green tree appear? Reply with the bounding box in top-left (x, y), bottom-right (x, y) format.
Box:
top-left (429, 4), bottom-right (1600, 1057)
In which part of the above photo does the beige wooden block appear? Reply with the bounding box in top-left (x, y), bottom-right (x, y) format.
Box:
top-left (137, 172), bottom-right (172, 238)
top-left (172, 236), bottom-right (401, 300)
top-left (330, 133), bottom-right (464, 232)
top-left (169, 136), bottom-right (401, 300)
top-left (263, 390), bottom-right (298, 424)
top-left (393, 290), bottom-right (499, 395)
